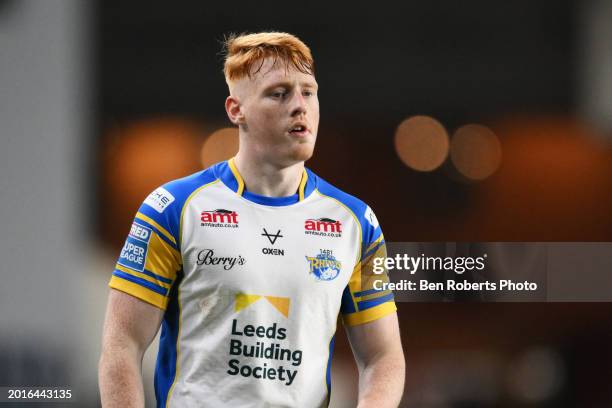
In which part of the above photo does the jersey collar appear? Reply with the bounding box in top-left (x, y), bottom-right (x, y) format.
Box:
top-left (214, 158), bottom-right (316, 206)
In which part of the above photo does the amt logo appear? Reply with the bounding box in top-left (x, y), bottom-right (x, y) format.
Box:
top-left (304, 218), bottom-right (342, 237)
top-left (201, 209), bottom-right (239, 225)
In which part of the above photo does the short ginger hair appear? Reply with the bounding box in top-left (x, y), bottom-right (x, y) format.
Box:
top-left (222, 32), bottom-right (314, 87)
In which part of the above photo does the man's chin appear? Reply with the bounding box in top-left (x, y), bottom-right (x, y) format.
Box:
top-left (289, 144), bottom-right (315, 163)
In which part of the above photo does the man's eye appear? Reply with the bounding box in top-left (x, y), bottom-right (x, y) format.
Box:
top-left (271, 91), bottom-right (287, 98)
top-left (303, 91), bottom-right (313, 97)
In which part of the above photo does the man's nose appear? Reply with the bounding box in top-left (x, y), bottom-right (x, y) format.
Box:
top-left (290, 91), bottom-right (307, 117)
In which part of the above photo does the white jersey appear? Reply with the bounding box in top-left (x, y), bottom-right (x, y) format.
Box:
top-left (109, 159), bottom-right (395, 408)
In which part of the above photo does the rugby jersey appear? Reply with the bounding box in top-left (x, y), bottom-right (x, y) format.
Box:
top-left (109, 158), bottom-right (396, 408)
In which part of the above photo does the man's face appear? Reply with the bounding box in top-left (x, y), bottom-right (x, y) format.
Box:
top-left (228, 58), bottom-right (319, 166)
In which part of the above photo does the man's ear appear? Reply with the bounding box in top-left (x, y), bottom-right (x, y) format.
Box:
top-left (225, 96), bottom-right (245, 126)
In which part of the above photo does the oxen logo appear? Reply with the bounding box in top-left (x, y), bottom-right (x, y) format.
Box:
top-left (261, 228), bottom-right (285, 256)
top-left (261, 228), bottom-right (283, 245)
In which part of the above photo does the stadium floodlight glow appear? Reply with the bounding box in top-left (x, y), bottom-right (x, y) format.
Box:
top-left (450, 124), bottom-right (502, 181)
top-left (201, 127), bottom-right (239, 169)
top-left (394, 115), bottom-right (449, 172)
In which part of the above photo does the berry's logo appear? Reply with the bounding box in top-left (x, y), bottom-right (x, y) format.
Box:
top-left (196, 249), bottom-right (245, 270)
top-left (201, 209), bottom-right (239, 228)
top-left (304, 218), bottom-right (342, 237)
top-left (305, 249), bottom-right (342, 281)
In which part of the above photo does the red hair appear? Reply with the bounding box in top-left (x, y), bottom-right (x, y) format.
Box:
top-left (222, 32), bottom-right (314, 85)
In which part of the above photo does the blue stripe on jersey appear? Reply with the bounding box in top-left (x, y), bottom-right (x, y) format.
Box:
top-left (353, 287), bottom-right (387, 298)
top-left (369, 227), bottom-right (383, 250)
top-left (357, 292), bottom-right (394, 311)
top-left (315, 176), bottom-right (381, 259)
top-left (137, 167), bottom-right (220, 251)
top-left (155, 269), bottom-right (184, 408)
top-left (214, 160), bottom-right (241, 193)
top-left (362, 239), bottom-right (385, 262)
top-left (303, 168), bottom-right (317, 198)
top-left (242, 190), bottom-right (300, 206)
top-left (326, 334), bottom-right (335, 406)
top-left (133, 218), bottom-right (178, 251)
top-left (340, 285), bottom-right (356, 314)
top-left (139, 268), bottom-right (173, 285)
top-left (215, 160), bottom-right (317, 205)
top-left (112, 270), bottom-right (169, 296)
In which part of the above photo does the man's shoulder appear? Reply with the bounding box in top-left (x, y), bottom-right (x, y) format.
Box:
top-left (309, 169), bottom-right (383, 252)
top-left (310, 170), bottom-right (380, 232)
top-left (164, 166), bottom-right (219, 199)
top-left (312, 171), bottom-right (368, 213)
top-left (142, 164), bottom-right (220, 216)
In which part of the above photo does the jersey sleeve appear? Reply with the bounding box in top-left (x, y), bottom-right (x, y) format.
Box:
top-left (109, 186), bottom-right (182, 310)
top-left (340, 205), bottom-right (397, 326)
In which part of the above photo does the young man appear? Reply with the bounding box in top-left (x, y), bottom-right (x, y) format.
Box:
top-left (99, 32), bottom-right (405, 408)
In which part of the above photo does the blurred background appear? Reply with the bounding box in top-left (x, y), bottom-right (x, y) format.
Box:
top-left (1, 0), bottom-right (612, 406)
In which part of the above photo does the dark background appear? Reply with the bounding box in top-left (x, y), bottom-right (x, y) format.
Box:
top-left (94, 2), bottom-right (612, 407)
top-left (1, 1), bottom-right (608, 407)
top-left (96, 0), bottom-right (611, 247)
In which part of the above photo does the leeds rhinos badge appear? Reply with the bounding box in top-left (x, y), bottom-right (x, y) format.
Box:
top-left (305, 249), bottom-right (341, 281)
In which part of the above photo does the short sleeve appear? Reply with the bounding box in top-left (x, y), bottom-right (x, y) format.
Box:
top-left (340, 206), bottom-right (397, 326)
top-left (109, 186), bottom-right (182, 310)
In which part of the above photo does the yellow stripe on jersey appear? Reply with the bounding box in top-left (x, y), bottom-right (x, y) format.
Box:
top-left (109, 274), bottom-right (170, 310)
top-left (365, 234), bottom-right (384, 257)
top-left (228, 158), bottom-right (245, 195)
top-left (347, 261), bottom-right (362, 312)
top-left (364, 249), bottom-right (392, 306)
top-left (169, 178), bottom-right (220, 407)
top-left (345, 240), bottom-right (390, 312)
top-left (357, 289), bottom-right (393, 302)
top-left (298, 170), bottom-right (308, 201)
top-left (144, 232), bottom-right (181, 280)
top-left (115, 264), bottom-right (172, 290)
top-left (135, 212), bottom-right (177, 245)
top-left (342, 302), bottom-right (397, 327)
top-left (362, 244), bottom-right (386, 267)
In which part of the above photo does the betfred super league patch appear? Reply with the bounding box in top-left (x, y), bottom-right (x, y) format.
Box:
top-left (117, 222), bottom-right (152, 272)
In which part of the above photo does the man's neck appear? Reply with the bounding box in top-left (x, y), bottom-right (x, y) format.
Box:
top-left (233, 153), bottom-right (305, 197)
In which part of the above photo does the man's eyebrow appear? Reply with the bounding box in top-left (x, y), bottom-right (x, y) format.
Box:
top-left (263, 81), bottom-right (318, 90)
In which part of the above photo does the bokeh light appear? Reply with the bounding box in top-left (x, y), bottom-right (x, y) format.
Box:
top-left (201, 127), bottom-right (239, 169)
top-left (450, 124), bottom-right (502, 181)
top-left (468, 117), bottom-right (612, 240)
top-left (394, 115), bottom-right (449, 172)
top-left (101, 118), bottom-right (202, 245)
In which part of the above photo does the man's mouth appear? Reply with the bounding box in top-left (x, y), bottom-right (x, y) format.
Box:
top-left (289, 124), bottom-right (309, 137)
